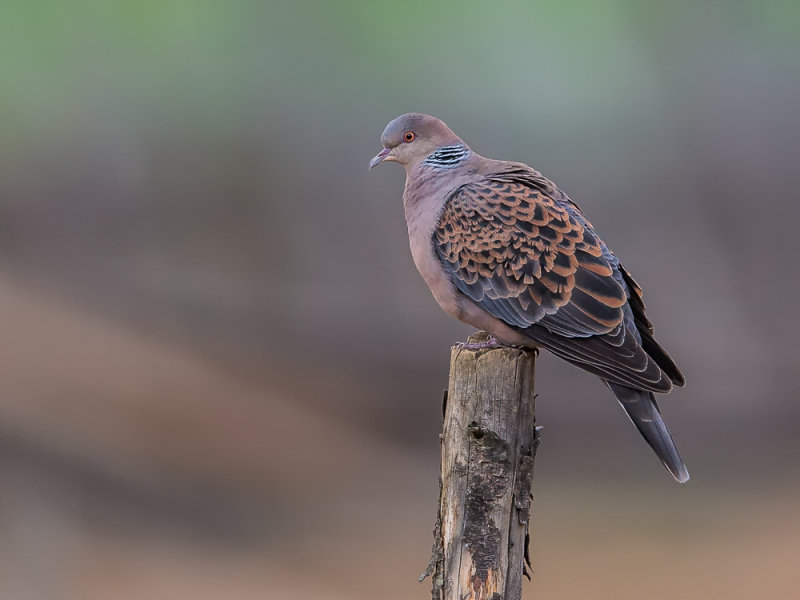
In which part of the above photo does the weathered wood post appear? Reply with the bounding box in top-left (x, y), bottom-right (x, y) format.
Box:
top-left (422, 331), bottom-right (540, 600)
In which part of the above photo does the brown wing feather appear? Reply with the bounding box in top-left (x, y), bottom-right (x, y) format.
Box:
top-left (434, 170), bottom-right (675, 392)
top-left (436, 178), bottom-right (626, 334)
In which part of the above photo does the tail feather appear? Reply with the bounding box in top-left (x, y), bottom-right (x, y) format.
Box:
top-left (606, 381), bottom-right (690, 483)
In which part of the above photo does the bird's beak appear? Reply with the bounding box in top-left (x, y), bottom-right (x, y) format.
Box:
top-left (369, 147), bottom-right (392, 169)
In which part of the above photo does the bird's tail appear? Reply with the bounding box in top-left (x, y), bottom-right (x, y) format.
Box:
top-left (606, 381), bottom-right (690, 483)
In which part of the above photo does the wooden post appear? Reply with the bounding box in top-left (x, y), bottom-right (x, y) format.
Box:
top-left (422, 331), bottom-right (540, 600)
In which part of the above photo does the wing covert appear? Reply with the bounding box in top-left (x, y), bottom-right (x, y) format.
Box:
top-left (435, 176), bottom-right (626, 337)
top-left (434, 170), bottom-right (674, 392)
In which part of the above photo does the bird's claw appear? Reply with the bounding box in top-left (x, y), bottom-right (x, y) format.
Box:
top-left (455, 335), bottom-right (509, 351)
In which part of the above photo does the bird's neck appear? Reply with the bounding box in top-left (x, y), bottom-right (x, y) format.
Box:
top-left (421, 144), bottom-right (471, 169)
top-left (402, 153), bottom-right (475, 239)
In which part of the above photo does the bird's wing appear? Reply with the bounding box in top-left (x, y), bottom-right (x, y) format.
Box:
top-left (434, 167), bottom-right (676, 392)
top-left (617, 264), bottom-right (685, 386)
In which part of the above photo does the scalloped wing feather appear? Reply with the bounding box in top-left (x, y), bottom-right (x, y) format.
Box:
top-left (434, 169), bottom-right (678, 392)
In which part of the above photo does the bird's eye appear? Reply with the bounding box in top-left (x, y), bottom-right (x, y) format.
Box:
top-left (403, 131), bottom-right (416, 142)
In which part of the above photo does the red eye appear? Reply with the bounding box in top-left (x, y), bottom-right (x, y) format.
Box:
top-left (403, 131), bottom-right (415, 142)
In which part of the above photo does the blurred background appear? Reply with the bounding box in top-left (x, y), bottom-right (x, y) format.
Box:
top-left (1, 1), bottom-right (798, 598)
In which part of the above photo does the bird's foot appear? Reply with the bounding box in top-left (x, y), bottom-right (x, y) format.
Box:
top-left (455, 335), bottom-right (508, 351)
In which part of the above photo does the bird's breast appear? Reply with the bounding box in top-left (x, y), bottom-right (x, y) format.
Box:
top-left (403, 183), bottom-right (462, 320)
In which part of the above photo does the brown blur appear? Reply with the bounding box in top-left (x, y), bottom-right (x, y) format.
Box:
top-left (1, 2), bottom-right (798, 598)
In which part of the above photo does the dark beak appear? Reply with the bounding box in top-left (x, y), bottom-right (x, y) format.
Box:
top-left (369, 147), bottom-right (391, 169)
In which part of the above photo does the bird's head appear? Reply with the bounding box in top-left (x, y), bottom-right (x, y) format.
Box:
top-left (369, 113), bottom-right (465, 170)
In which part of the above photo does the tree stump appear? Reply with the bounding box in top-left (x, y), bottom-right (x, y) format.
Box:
top-left (423, 331), bottom-right (539, 600)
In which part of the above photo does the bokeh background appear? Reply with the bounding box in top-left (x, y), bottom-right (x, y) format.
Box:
top-left (1, 1), bottom-right (798, 598)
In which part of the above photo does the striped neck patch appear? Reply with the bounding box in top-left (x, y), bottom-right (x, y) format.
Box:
top-left (423, 144), bottom-right (470, 168)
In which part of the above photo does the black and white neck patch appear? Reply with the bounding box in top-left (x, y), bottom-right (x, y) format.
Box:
top-left (423, 145), bottom-right (470, 168)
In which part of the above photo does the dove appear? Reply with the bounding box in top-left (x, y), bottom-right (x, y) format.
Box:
top-left (370, 113), bottom-right (689, 483)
